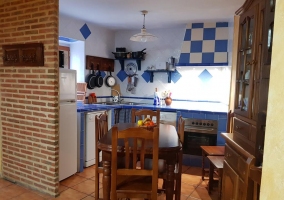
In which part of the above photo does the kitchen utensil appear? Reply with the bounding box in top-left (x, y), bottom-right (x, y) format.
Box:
top-left (105, 71), bottom-right (116, 87)
top-left (112, 52), bottom-right (128, 59)
top-left (86, 63), bottom-right (96, 89)
top-left (94, 69), bottom-right (103, 87)
top-left (125, 62), bottom-right (137, 76)
top-left (132, 48), bottom-right (146, 59)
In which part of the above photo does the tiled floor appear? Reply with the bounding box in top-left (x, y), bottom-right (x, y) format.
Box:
top-left (0, 165), bottom-right (219, 200)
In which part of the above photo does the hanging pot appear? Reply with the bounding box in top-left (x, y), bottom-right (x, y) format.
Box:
top-left (112, 52), bottom-right (128, 59)
top-left (132, 48), bottom-right (146, 59)
top-left (86, 63), bottom-right (96, 89)
top-left (94, 70), bottom-right (103, 87)
top-left (105, 71), bottom-right (116, 87)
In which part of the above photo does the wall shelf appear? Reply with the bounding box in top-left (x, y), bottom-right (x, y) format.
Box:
top-left (115, 58), bottom-right (144, 71)
top-left (144, 69), bottom-right (176, 83)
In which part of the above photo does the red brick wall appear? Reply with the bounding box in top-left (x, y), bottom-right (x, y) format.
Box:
top-left (0, 0), bottom-right (59, 196)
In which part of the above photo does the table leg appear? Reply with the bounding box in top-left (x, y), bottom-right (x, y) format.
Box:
top-left (103, 161), bottom-right (111, 200)
top-left (202, 150), bottom-right (205, 180)
top-left (208, 161), bottom-right (214, 194)
top-left (165, 164), bottom-right (175, 200)
top-left (218, 169), bottom-right (223, 200)
top-left (175, 151), bottom-right (182, 200)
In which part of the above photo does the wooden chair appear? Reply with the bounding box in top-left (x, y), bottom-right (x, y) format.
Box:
top-left (111, 126), bottom-right (159, 199)
top-left (131, 108), bottom-right (160, 125)
top-left (94, 112), bottom-right (108, 200)
top-left (174, 116), bottom-right (185, 199)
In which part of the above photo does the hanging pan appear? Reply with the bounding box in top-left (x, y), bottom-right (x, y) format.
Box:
top-left (86, 63), bottom-right (96, 89)
top-left (105, 71), bottom-right (116, 87)
top-left (94, 68), bottom-right (103, 88)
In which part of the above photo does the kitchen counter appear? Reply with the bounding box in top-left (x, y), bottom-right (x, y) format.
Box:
top-left (77, 101), bottom-right (228, 114)
top-left (76, 100), bottom-right (229, 172)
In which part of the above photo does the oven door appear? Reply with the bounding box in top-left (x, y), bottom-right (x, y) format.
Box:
top-left (183, 131), bottom-right (217, 156)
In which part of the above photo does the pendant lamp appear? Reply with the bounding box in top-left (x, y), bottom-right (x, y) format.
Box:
top-left (130, 10), bottom-right (158, 42)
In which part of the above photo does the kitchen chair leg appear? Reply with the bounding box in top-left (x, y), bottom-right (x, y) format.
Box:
top-left (103, 161), bottom-right (111, 200)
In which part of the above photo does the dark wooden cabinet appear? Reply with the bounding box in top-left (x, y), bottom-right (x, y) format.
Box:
top-left (86, 55), bottom-right (114, 72)
top-left (232, 0), bottom-right (274, 166)
top-left (221, 135), bottom-right (255, 200)
top-left (223, 0), bottom-right (274, 198)
top-left (222, 161), bottom-right (238, 200)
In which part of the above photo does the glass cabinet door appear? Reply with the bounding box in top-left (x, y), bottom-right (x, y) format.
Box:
top-left (235, 8), bottom-right (256, 117)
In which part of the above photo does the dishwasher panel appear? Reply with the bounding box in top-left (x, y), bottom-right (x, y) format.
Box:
top-left (160, 112), bottom-right (177, 128)
top-left (85, 111), bottom-right (106, 167)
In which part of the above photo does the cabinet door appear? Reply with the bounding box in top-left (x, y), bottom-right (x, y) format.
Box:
top-left (262, 0), bottom-right (275, 73)
top-left (222, 161), bottom-right (239, 200)
top-left (235, 6), bottom-right (258, 118)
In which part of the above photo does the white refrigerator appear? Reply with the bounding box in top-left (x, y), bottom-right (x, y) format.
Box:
top-left (59, 68), bottom-right (77, 181)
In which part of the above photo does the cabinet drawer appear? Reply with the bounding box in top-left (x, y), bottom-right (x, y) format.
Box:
top-left (225, 144), bottom-right (239, 172)
top-left (233, 117), bottom-right (250, 139)
top-left (238, 157), bottom-right (248, 180)
top-left (250, 125), bottom-right (257, 143)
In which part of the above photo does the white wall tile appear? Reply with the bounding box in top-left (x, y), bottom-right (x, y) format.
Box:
top-left (191, 29), bottom-right (204, 41)
top-left (202, 40), bottom-right (215, 52)
top-left (216, 27), bottom-right (229, 40)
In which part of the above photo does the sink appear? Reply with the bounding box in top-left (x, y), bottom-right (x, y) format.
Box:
top-left (94, 101), bottom-right (145, 105)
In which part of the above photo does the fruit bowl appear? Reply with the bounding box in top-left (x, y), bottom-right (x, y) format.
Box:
top-left (140, 124), bottom-right (157, 131)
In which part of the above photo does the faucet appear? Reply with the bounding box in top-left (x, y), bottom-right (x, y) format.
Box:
top-left (111, 89), bottom-right (123, 103)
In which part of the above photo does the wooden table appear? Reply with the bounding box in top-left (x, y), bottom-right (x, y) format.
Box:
top-left (97, 123), bottom-right (182, 200)
top-left (207, 156), bottom-right (224, 200)
top-left (200, 146), bottom-right (225, 180)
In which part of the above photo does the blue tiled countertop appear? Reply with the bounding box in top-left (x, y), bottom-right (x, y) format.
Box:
top-left (77, 101), bottom-right (229, 114)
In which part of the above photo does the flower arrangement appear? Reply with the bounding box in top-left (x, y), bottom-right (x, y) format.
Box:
top-left (161, 90), bottom-right (172, 106)
top-left (161, 90), bottom-right (172, 98)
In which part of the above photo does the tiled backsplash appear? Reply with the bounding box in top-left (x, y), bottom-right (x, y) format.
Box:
top-left (178, 22), bottom-right (229, 66)
top-left (115, 23), bottom-right (233, 104)
top-left (59, 15), bottom-right (233, 104)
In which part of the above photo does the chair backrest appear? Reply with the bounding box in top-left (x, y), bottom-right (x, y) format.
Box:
top-left (95, 112), bottom-right (108, 163)
top-left (131, 108), bottom-right (160, 125)
top-left (178, 116), bottom-right (185, 144)
top-left (111, 126), bottom-right (159, 199)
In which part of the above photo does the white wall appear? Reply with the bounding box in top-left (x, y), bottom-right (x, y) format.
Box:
top-left (59, 14), bottom-right (115, 97)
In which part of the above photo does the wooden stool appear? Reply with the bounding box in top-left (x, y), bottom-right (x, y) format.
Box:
top-left (207, 156), bottom-right (224, 200)
top-left (200, 146), bottom-right (225, 180)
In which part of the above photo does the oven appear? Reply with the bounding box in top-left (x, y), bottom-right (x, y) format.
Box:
top-left (183, 118), bottom-right (218, 156)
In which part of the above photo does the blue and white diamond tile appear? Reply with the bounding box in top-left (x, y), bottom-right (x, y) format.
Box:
top-left (198, 69), bottom-right (213, 82)
top-left (171, 70), bottom-right (182, 83)
top-left (116, 70), bottom-right (128, 82)
top-left (141, 72), bottom-right (150, 83)
top-left (80, 23), bottom-right (91, 39)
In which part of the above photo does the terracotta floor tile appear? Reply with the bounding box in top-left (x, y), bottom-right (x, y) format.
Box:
top-left (90, 173), bottom-right (102, 182)
top-left (58, 184), bottom-right (68, 193)
top-left (90, 187), bottom-right (103, 198)
top-left (182, 174), bottom-right (203, 186)
top-left (81, 196), bottom-right (95, 200)
top-left (180, 182), bottom-right (196, 196)
top-left (60, 174), bottom-right (87, 187)
top-left (190, 186), bottom-right (218, 200)
top-left (71, 179), bottom-right (95, 195)
top-left (0, 179), bottom-right (12, 189)
top-left (10, 191), bottom-right (46, 200)
top-left (50, 188), bottom-right (87, 200)
top-left (77, 167), bottom-right (96, 179)
top-left (0, 184), bottom-right (28, 200)
top-left (181, 165), bottom-right (190, 173)
top-left (185, 167), bottom-right (203, 176)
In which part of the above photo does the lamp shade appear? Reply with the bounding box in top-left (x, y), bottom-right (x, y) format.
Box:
top-left (130, 28), bottom-right (158, 42)
top-left (130, 10), bottom-right (158, 42)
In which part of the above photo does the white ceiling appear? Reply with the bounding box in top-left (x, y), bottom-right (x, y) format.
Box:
top-left (59, 0), bottom-right (245, 31)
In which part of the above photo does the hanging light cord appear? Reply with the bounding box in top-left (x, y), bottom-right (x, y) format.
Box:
top-left (142, 13), bottom-right (146, 29)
